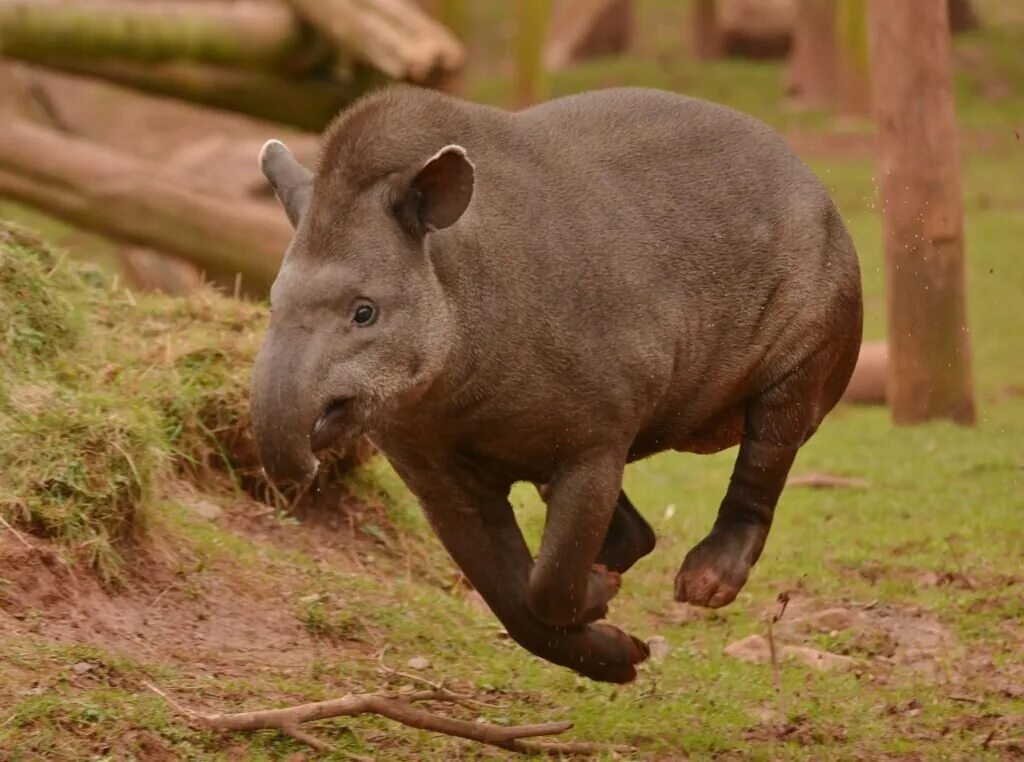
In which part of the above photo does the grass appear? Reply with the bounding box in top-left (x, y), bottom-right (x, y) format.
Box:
top-left (2, 5), bottom-right (1023, 759)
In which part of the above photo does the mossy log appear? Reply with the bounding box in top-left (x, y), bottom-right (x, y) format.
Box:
top-left (0, 0), bottom-right (327, 73)
top-left (0, 118), bottom-right (288, 292)
top-left (33, 58), bottom-right (371, 131)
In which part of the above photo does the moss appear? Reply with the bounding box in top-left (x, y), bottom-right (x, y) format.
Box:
top-left (0, 225), bottom-right (268, 578)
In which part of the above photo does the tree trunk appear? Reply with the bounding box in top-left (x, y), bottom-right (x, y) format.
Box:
top-left (786, 0), bottom-right (837, 106)
top-left (514, 0), bottom-right (550, 108)
top-left (0, 0), bottom-right (323, 72)
top-left (836, 0), bottom-right (870, 115)
top-left (0, 119), bottom-right (288, 293)
top-left (32, 58), bottom-right (370, 131)
top-left (545, 0), bottom-right (632, 70)
top-left (281, 0), bottom-right (465, 83)
top-left (690, 0), bottom-right (724, 60)
top-left (425, 0), bottom-right (469, 94)
top-left (867, 0), bottom-right (975, 425)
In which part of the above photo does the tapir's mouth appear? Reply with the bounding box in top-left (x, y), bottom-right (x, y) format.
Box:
top-left (310, 397), bottom-right (355, 452)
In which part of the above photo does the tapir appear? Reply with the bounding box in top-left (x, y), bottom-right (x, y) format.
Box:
top-left (250, 85), bottom-right (863, 683)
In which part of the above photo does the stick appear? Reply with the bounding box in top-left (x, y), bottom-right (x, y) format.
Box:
top-left (0, 514), bottom-right (33, 550)
top-left (766, 591), bottom-right (790, 720)
top-left (944, 536), bottom-right (976, 590)
top-left (146, 682), bottom-right (631, 756)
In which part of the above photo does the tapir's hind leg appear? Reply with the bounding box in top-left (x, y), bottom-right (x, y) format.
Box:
top-left (675, 340), bottom-right (857, 608)
top-left (597, 491), bottom-right (656, 574)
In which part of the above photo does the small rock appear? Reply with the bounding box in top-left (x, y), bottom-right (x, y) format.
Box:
top-left (185, 499), bottom-right (223, 522)
top-left (647, 636), bottom-right (671, 662)
top-left (724, 634), bottom-right (771, 663)
top-left (72, 662), bottom-right (97, 675)
top-left (781, 645), bottom-right (854, 672)
top-left (406, 656), bottom-right (430, 670)
top-left (782, 607), bottom-right (858, 634)
top-left (723, 635), bottom-right (854, 672)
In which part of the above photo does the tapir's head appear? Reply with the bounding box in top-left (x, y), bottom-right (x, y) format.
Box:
top-left (251, 94), bottom-right (475, 488)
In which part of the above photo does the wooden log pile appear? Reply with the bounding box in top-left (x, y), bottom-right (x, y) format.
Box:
top-left (0, 0), bottom-right (466, 295)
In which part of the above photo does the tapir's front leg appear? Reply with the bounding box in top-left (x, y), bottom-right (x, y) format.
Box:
top-left (388, 452), bottom-right (648, 683)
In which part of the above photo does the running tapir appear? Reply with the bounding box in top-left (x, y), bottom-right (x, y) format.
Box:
top-left (251, 85), bottom-right (863, 683)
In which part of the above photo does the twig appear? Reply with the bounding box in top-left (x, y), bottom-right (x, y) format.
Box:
top-left (987, 738), bottom-right (1024, 749)
top-left (949, 694), bottom-right (983, 705)
top-left (376, 649), bottom-right (502, 710)
top-left (146, 682), bottom-right (629, 756)
top-left (944, 537), bottom-right (976, 590)
top-left (786, 473), bottom-right (869, 490)
top-left (766, 592), bottom-right (790, 720)
top-left (0, 515), bottom-right (33, 550)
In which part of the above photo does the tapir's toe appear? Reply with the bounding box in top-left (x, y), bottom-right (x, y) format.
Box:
top-left (674, 529), bottom-right (758, 608)
top-left (574, 623), bottom-right (650, 683)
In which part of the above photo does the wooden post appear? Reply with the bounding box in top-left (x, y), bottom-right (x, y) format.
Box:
top-left (690, 0), bottom-right (723, 60)
top-left (786, 0), bottom-right (837, 107)
top-left (514, 0), bottom-right (549, 108)
top-left (836, 0), bottom-right (871, 115)
top-left (867, 0), bottom-right (975, 425)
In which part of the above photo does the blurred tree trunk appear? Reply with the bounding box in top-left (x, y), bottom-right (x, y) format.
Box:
top-left (432, 0), bottom-right (469, 93)
top-left (0, 0), bottom-right (324, 72)
top-left (948, 0), bottom-right (980, 32)
top-left (867, 0), bottom-right (975, 425)
top-left (690, 0), bottom-right (724, 60)
top-left (786, 0), bottom-right (837, 107)
top-left (514, 0), bottom-right (550, 108)
top-left (0, 119), bottom-right (287, 293)
top-left (545, 0), bottom-right (632, 70)
top-left (836, 0), bottom-right (870, 115)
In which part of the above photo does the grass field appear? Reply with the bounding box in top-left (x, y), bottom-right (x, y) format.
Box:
top-left (1, 3), bottom-right (1022, 760)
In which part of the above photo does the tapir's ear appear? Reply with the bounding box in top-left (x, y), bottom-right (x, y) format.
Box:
top-left (259, 139), bottom-right (313, 229)
top-left (398, 144), bottom-right (474, 235)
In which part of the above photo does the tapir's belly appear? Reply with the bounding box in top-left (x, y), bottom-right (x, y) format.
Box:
top-left (628, 402), bottom-right (746, 461)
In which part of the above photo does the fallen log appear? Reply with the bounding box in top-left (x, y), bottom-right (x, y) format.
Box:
top-left (544, 0), bottom-right (632, 70)
top-left (0, 0), bottom-right (326, 73)
top-left (32, 58), bottom-right (370, 131)
top-left (0, 118), bottom-right (288, 292)
top-left (842, 341), bottom-right (887, 405)
top-left (283, 0), bottom-right (464, 83)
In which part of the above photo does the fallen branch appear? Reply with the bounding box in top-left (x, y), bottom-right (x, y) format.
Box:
top-left (0, 118), bottom-right (288, 292)
top-left (0, 514), bottom-right (34, 550)
top-left (0, 0), bottom-right (321, 72)
top-left (145, 682), bottom-right (631, 756)
top-left (786, 473), bottom-right (870, 490)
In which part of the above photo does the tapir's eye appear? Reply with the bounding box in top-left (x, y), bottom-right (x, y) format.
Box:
top-left (353, 302), bottom-right (377, 326)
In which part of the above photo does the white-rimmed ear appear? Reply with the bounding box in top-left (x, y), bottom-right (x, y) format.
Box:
top-left (259, 139), bottom-right (313, 229)
top-left (399, 144), bottom-right (475, 234)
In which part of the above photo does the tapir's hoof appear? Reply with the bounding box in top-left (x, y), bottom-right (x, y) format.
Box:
top-left (580, 563), bottom-right (622, 623)
top-left (575, 623), bottom-right (650, 683)
top-left (674, 529), bottom-right (758, 608)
